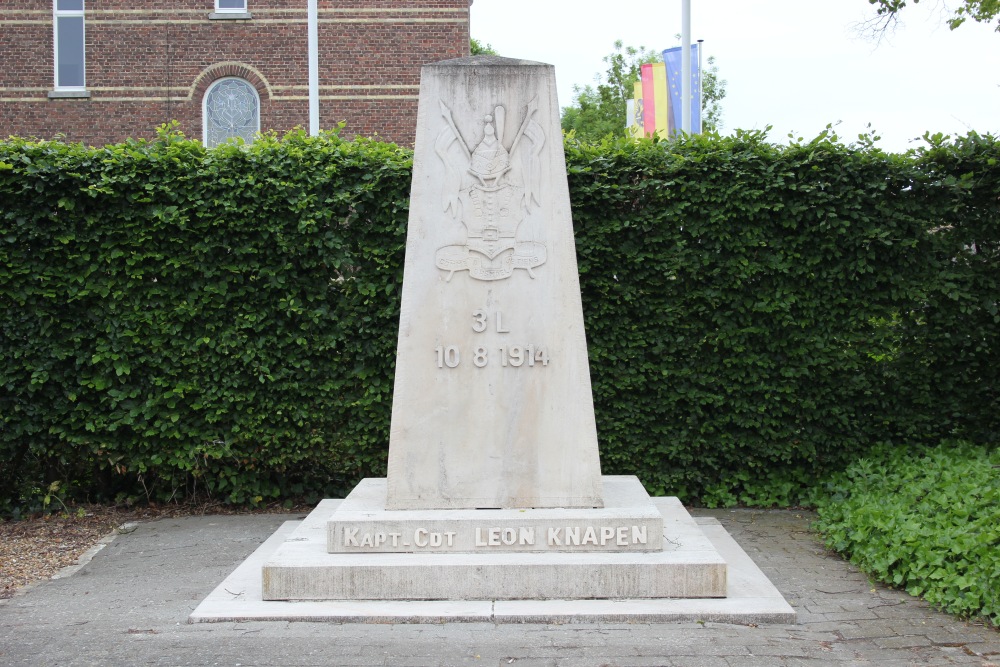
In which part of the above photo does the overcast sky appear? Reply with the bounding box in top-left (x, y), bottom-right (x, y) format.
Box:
top-left (469, 0), bottom-right (999, 152)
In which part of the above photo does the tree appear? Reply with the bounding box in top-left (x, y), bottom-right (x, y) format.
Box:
top-left (700, 56), bottom-right (726, 133)
top-left (560, 40), bottom-right (727, 142)
top-left (560, 41), bottom-right (659, 142)
top-left (868, 0), bottom-right (1000, 31)
top-left (470, 38), bottom-right (499, 56)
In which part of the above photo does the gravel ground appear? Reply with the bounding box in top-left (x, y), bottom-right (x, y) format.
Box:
top-left (0, 502), bottom-right (306, 599)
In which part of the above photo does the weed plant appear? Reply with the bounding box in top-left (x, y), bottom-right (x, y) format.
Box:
top-left (814, 443), bottom-right (999, 626)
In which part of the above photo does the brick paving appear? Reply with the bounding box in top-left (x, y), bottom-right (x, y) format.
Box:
top-left (0, 509), bottom-right (996, 666)
top-left (697, 508), bottom-right (999, 667)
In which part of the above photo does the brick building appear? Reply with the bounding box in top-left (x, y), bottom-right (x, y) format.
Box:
top-left (0, 1), bottom-right (471, 147)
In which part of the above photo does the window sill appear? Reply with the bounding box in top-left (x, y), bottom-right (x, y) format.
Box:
top-left (208, 12), bottom-right (253, 20)
top-left (48, 90), bottom-right (91, 99)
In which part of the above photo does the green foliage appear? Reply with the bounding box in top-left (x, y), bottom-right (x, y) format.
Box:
top-left (561, 40), bottom-right (727, 141)
top-left (814, 443), bottom-right (1000, 626)
top-left (700, 56), bottom-right (727, 132)
top-left (470, 38), bottom-right (499, 56)
top-left (562, 41), bottom-right (662, 142)
top-left (1, 127), bottom-right (998, 515)
top-left (887, 132), bottom-right (1000, 445)
top-left (869, 0), bottom-right (1000, 31)
top-left (560, 86), bottom-right (625, 143)
top-left (567, 129), bottom-right (925, 502)
top-left (0, 127), bottom-right (411, 511)
top-left (566, 129), bottom-right (999, 505)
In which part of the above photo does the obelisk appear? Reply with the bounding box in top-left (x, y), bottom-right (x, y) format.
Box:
top-left (385, 56), bottom-right (604, 510)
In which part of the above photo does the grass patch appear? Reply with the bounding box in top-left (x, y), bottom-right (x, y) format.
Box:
top-left (813, 442), bottom-right (999, 627)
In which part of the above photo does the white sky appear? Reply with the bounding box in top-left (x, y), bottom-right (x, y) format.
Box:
top-left (469, 0), bottom-right (1000, 152)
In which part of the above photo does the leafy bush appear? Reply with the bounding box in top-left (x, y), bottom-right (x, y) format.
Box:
top-left (814, 443), bottom-right (1000, 626)
top-left (886, 132), bottom-right (1000, 446)
top-left (1, 127), bottom-right (998, 513)
top-left (567, 129), bottom-right (999, 503)
top-left (1, 128), bottom-right (410, 510)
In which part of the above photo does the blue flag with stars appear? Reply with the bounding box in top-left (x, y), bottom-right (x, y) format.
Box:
top-left (663, 44), bottom-right (702, 134)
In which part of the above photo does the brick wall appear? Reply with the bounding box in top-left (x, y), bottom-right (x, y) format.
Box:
top-left (0, 0), bottom-right (470, 146)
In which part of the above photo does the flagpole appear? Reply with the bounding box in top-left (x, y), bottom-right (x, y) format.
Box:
top-left (697, 38), bottom-right (704, 133)
top-left (681, 0), bottom-right (691, 134)
top-left (308, 0), bottom-right (319, 136)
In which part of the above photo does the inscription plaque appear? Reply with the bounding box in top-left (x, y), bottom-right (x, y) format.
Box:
top-left (338, 524), bottom-right (648, 550)
top-left (327, 477), bottom-right (663, 554)
top-left (385, 57), bottom-right (604, 510)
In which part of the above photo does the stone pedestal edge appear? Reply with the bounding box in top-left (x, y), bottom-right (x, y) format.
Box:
top-left (262, 481), bottom-right (726, 601)
top-left (189, 509), bottom-right (797, 624)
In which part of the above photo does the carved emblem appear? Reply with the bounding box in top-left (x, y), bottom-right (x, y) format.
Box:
top-left (434, 99), bottom-right (546, 281)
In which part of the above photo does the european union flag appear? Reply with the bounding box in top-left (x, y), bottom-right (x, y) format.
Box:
top-left (663, 44), bottom-right (702, 135)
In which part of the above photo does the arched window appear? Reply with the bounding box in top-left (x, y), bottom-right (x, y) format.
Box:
top-left (203, 77), bottom-right (260, 147)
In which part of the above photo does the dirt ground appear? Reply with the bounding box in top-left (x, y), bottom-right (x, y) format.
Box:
top-left (0, 502), bottom-right (304, 599)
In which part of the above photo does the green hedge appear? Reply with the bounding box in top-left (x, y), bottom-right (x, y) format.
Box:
top-left (1, 129), bottom-right (410, 507)
top-left (571, 130), bottom-right (919, 502)
top-left (1, 127), bottom-right (997, 511)
top-left (884, 133), bottom-right (1000, 447)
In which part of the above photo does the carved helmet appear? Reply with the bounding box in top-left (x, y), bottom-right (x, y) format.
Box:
top-left (469, 108), bottom-right (510, 179)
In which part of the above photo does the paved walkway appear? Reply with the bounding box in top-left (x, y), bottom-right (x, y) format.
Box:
top-left (0, 508), bottom-right (996, 666)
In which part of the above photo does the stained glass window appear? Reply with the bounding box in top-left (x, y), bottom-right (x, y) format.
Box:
top-left (203, 78), bottom-right (260, 148)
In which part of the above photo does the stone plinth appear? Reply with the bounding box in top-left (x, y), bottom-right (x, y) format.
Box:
top-left (262, 484), bottom-right (726, 601)
top-left (328, 476), bottom-right (663, 554)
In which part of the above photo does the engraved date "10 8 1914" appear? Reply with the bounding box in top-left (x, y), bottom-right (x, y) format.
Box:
top-left (434, 344), bottom-right (550, 369)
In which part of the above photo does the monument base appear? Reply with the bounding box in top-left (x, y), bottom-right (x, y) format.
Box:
top-left (262, 477), bottom-right (726, 601)
top-left (191, 511), bottom-right (796, 624)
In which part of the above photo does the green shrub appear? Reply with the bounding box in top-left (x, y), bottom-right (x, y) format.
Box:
top-left (567, 130), bottom-right (990, 504)
top-left (887, 133), bottom-right (1000, 446)
top-left (1, 128), bottom-right (410, 509)
top-left (814, 443), bottom-right (1000, 626)
top-left (1, 127), bottom-right (998, 512)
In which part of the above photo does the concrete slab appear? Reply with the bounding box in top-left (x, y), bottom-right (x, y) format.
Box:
top-left (189, 522), bottom-right (495, 624)
top-left (189, 501), bottom-right (796, 624)
top-left (493, 517), bottom-right (798, 624)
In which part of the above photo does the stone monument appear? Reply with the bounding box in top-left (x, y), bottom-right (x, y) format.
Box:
top-left (260, 57), bottom-right (727, 602)
top-left (385, 55), bottom-right (603, 511)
